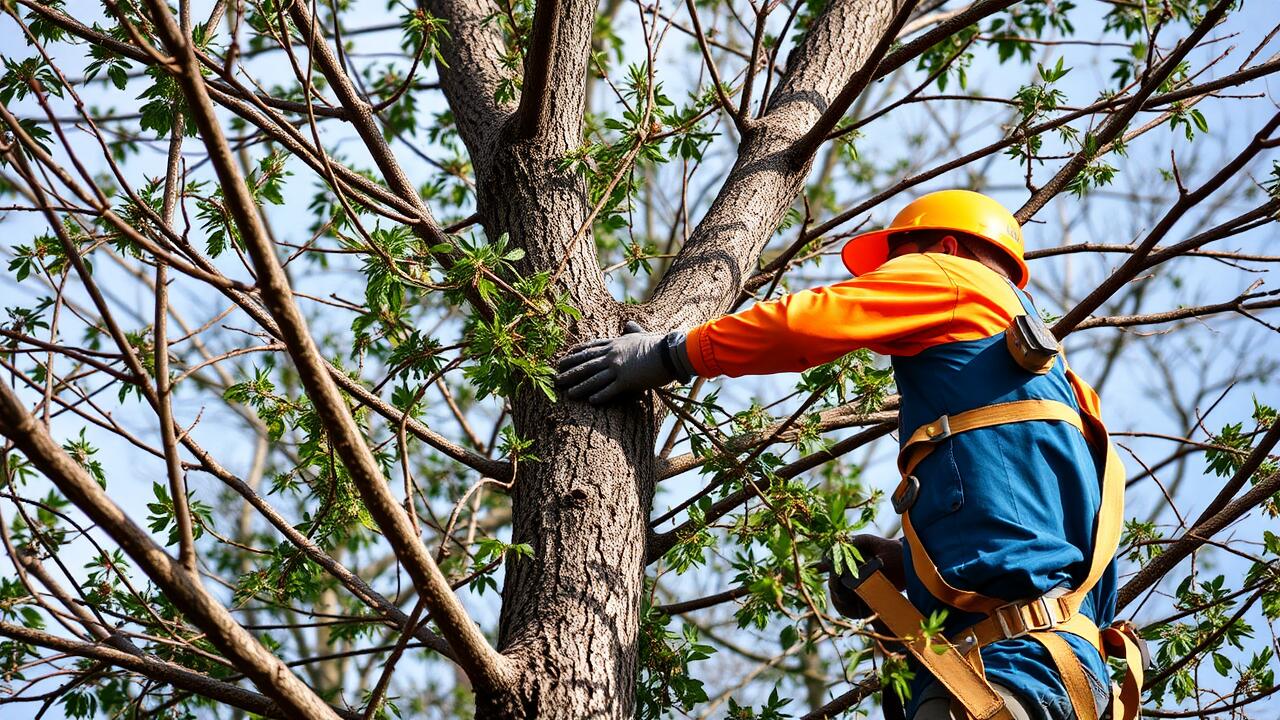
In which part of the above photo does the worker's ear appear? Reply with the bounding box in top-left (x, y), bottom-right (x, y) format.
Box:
top-left (939, 234), bottom-right (960, 256)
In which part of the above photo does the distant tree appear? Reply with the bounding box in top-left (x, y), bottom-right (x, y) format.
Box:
top-left (0, 0), bottom-right (1277, 718)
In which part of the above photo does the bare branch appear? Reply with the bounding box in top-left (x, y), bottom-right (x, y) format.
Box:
top-left (155, 118), bottom-right (197, 575)
top-left (1118, 462), bottom-right (1280, 609)
top-left (649, 0), bottom-right (899, 327)
top-left (1015, 0), bottom-right (1235, 222)
top-left (685, 0), bottom-right (742, 131)
top-left (1074, 292), bottom-right (1280, 330)
top-left (0, 384), bottom-right (340, 717)
top-left (140, 0), bottom-right (510, 690)
top-left (788, 0), bottom-right (920, 162)
top-left (0, 621), bottom-right (361, 720)
top-left (1052, 111), bottom-right (1280, 337)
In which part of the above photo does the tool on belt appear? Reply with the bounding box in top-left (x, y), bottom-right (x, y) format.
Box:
top-left (861, 309), bottom-right (1151, 720)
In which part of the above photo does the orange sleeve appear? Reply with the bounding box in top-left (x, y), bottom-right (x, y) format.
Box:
top-left (685, 254), bottom-right (1026, 378)
top-left (685, 254), bottom-right (962, 378)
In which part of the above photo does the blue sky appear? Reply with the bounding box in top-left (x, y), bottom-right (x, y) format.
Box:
top-left (2, 0), bottom-right (1278, 717)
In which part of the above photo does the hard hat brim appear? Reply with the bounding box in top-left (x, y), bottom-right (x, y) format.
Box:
top-left (841, 226), bottom-right (1030, 288)
top-left (840, 229), bottom-right (892, 278)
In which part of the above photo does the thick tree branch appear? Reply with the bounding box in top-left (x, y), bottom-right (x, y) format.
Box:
top-left (1188, 419), bottom-right (1280, 529)
top-left (140, 0), bottom-right (510, 691)
top-left (873, 0), bottom-right (1021, 81)
top-left (1118, 464), bottom-right (1280, 609)
top-left (648, 0), bottom-right (898, 327)
top-left (507, 0), bottom-right (595, 146)
top-left (788, 0), bottom-right (919, 161)
top-left (1051, 111), bottom-right (1280, 337)
top-left (513, 0), bottom-right (564, 138)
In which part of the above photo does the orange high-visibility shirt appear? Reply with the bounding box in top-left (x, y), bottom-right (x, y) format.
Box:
top-left (687, 253), bottom-right (1118, 715)
top-left (684, 250), bottom-right (1108, 450)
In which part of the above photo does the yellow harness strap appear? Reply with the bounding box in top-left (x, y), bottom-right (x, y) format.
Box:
top-left (1102, 623), bottom-right (1148, 720)
top-left (897, 399), bottom-right (1086, 478)
top-left (849, 567), bottom-right (1015, 720)
top-left (895, 399), bottom-right (1089, 615)
top-left (887, 390), bottom-right (1140, 720)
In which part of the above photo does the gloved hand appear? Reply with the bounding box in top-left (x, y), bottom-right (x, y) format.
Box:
top-left (828, 534), bottom-right (906, 620)
top-left (555, 322), bottom-right (692, 404)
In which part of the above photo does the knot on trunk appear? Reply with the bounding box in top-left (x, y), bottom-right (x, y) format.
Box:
top-left (560, 487), bottom-right (589, 509)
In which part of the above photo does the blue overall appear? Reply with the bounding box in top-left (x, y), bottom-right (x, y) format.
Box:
top-left (890, 286), bottom-right (1117, 719)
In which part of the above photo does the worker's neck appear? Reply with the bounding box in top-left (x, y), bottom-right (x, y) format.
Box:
top-left (920, 248), bottom-right (1013, 282)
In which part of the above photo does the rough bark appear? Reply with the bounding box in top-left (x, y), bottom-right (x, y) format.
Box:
top-left (648, 0), bottom-right (900, 329)
top-left (456, 0), bottom-right (902, 715)
top-left (461, 0), bottom-right (646, 711)
top-left (476, 396), bottom-right (659, 717)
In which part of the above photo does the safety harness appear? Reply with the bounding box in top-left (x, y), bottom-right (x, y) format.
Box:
top-left (839, 308), bottom-right (1149, 720)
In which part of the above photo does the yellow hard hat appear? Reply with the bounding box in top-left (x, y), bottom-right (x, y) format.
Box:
top-left (841, 189), bottom-right (1029, 288)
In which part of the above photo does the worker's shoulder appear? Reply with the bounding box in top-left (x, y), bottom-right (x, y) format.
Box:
top-left (919, 255), bottom-right (1025, 340)
top-left (873, 253), bottom-right (1012, 295)
top-left (868, 253), bottom-right (956, 284)
top-left (921, 254), bottom-right (1021, 304)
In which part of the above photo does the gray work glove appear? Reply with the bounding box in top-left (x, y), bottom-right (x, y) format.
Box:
top-left (555, 321), bottom-right (694, 404)
top-left (828, 534), bottom-right (906, 620)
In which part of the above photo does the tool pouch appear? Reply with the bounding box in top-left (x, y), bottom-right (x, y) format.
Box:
top-left (1005, 314), bottom-right (1059, 375)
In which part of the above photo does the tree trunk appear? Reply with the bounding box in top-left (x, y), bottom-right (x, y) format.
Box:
top-left (476, 393), bottom-right (658, 718)
top-left (460, 0), bottom-right (901, 713)
top-left (471, 105), bottom-right (655, 717)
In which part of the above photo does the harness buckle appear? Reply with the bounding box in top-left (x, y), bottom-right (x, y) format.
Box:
top-left (994, 596), bottom-right (1058, 640)
top-left (923, 415), bottom-right (951, 442)
top-left (892, 475), bottom-right (920, 514)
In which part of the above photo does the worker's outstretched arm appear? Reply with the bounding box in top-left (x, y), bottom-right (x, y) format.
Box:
top-left (683, 254), bottom-right (968, 377)
top-left (556, 254), bottom-right (996, 403)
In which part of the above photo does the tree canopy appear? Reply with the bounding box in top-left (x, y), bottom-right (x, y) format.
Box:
top-left (0, 0), bottom-right (1278, 718)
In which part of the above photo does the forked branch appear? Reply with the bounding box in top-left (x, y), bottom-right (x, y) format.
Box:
top-left (788, 0), bottom-right (920, 162)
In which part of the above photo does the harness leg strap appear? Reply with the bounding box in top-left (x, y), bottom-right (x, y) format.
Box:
top-left (844, 565), bottom-right (1014, 720)
top-left (1030, 630), bottom-right (1099, 720)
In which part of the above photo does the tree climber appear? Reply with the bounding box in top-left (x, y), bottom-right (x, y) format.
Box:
top-left (555, 190), bottom-right (1148, 720)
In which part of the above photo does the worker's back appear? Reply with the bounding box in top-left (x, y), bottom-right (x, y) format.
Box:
top-left (888, 253), bottom-right (1117, 716)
